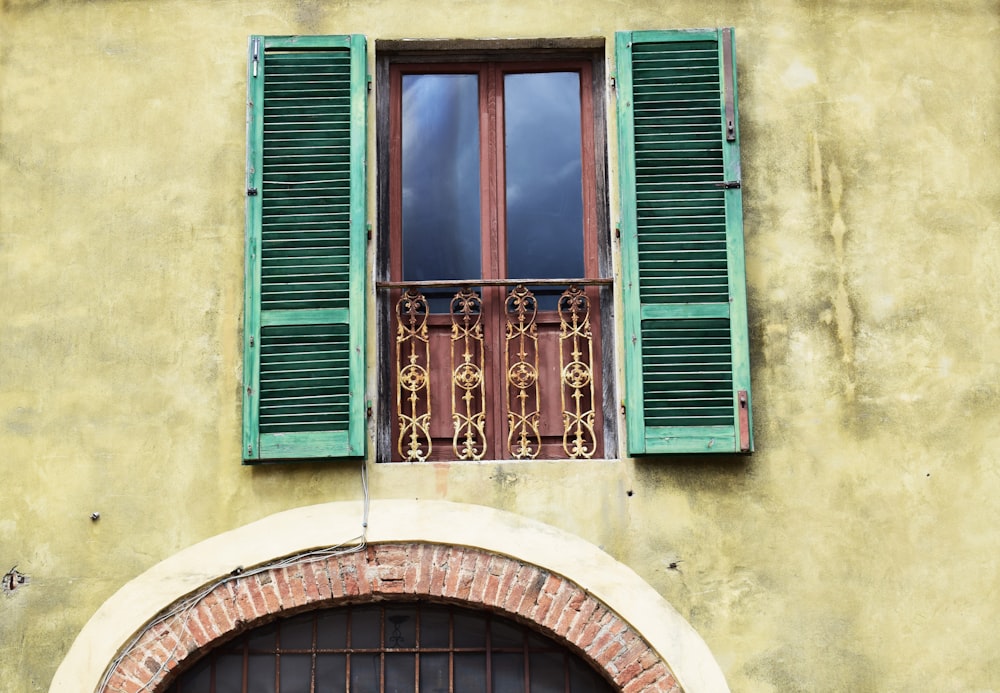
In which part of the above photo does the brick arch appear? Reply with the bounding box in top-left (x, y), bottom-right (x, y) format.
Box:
top-left (103, 543), bottom-right (681, 693)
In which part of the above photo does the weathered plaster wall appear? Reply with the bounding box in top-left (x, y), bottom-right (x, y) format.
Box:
top-left (1, 0), bottom-right (998, 691)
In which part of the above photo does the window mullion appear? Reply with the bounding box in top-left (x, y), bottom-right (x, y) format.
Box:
top-left (482, 62), bottom-right (509, 457)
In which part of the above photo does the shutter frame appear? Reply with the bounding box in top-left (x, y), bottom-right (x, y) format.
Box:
top-left (616, 28), bottom-right (752, 455)
top-left (243, 34), bottom-right (368, 462)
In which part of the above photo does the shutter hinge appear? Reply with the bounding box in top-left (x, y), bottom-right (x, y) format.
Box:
top-left (367, 223), bottom-right (372, 241)
top-left (247, 187), bottom-right (258, 196)
top-left (714, 180), bottom-right (741, 189)
top-left (247, 386), bottom-right (253, 397)
top-left (249, 335), bottom-right (254, 347)
top-left (620, 402), bottom-right (626, 417)
top-left (367, 400), bottom-right (373, 419)
top-left (610, 75), bottom-right (616, 90)
top-left (252, 38), bottom-right (260, 78)
top-left (367, 75), bottom-right (373, 92)
top-left (615, 223), bottom-right (621, 240)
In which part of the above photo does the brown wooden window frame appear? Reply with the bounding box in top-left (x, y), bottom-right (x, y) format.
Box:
top-left (375, 43), bottom-right (615, 463)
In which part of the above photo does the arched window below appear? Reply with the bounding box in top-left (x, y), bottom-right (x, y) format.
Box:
top-left (164, 601), bottom-right (616, 692)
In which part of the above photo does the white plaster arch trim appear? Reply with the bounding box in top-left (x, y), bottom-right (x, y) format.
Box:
top-left (52, 499), bottom-right (729, 693)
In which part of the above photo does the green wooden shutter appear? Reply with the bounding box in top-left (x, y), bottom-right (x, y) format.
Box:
top-left (243, 35), bottom-right (367, 462)
top-left (616, 28), bottom-right (752, 455)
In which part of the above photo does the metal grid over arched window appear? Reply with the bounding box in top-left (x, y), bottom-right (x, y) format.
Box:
top-left (165, 602), bottom-right (615, 692)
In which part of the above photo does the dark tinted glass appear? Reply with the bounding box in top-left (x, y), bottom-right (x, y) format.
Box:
top-left (279, 613), bottom-right (314, 649)
top-left (454, 653), bottom-right (487, 693)
top-left (420, 653), bottom-right (450, 693)
top-left (351, 605), bottom-right (382, 648)
top-left (531, 651), bottom-right (566, 693)
top-left (246, 654), bottom-right (275, 693)
top-left (215, 654), bottom-right (243, 693)
top-left (386, 653), bottom-right (416, 692)
top-left (504, 72), bottom-right (584, 280)
top-left (351, 653), bottom-right (381, 693)
top-left (315, 653), bottom-right (346, 689)
top-left (386, 605), bottom-right (417, 648)
top-left (278, 654), bottom-right (311, 689)
top-left (453, 610), bottom-right (487, 647)
top-left (402, 74), bottom-right (482, 281)
top-left (493, 652), bottom-right (526, 693)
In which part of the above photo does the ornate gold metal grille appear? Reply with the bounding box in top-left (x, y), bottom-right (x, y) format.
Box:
top-left (558, 285), bottom-right (596, 458)
top-left (505, 285), bottom-right (541, 459)
top-left (450, 288), bottom-right (487, 460)
top-left (395, 288), bottom-right (431, 461)
top-left (388, 280), bottom-right (605, 461)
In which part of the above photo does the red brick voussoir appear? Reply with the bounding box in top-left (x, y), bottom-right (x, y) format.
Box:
top-left (103, 543), bottom-right (681, 693)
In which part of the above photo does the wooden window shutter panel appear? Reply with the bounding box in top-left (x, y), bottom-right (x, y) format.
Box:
top-left (243, 35), bottom-right (368, 462)
top-left (616, 28), bottom-right (752, 455)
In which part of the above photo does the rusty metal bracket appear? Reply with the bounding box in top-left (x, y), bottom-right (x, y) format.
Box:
top-left (738, 389), bottom-right (751, 452)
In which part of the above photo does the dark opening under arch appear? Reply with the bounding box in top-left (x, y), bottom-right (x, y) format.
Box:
top-left (164, 601), bottom-right (615, 692)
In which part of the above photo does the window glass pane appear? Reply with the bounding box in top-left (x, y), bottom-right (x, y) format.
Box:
top-left (247, 622), bottom-right (278, 651)
top-left (420, 652), bottom-right (450, 693)
top-left (419, 607), bottom-right (451, 648)
top-left (493, 652), bottom-right (527, 693)
top-left (315, 653), bottom-right (346, 690)
top-left (504, 72), bottom-right (584, 281)
top-left (177, 656), bottom-right (211, 693)
top-left (215, 654), bottom-right (244, 693)
top-left (280, 613), bottom-right (314, 649)
top-left (316, 610), bottom-right (348, 649)
top-left (246, 654), bottom-right (275, 693)
top-left (279, 654), bottom-right (312, 688)
top-left (453, 611), bottom-right (487, 647)
top-left (351, 605), bottom-right (382, 649)
top-left (402, 73), bottom-right (481, 281)
top-left (569, 656), bottom-right (612, 692)
top-left (454, 653), bottom-right (487, 693)
top-left (385, 653), bottom-right (416, 692)
top-left (530, 651), bottom-right (565, 693)
top-left (491, 617), bottom-right (524, 648)
top-left (350, 653), bottom-right (381, 693)
top-left (386, 605), bottom-right (417, 648)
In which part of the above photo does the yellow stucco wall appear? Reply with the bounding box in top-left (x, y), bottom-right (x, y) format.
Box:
top-left (1, 0), bottom-right (999, 691)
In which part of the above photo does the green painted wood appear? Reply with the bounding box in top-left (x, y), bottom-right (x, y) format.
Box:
top-left (617, 28), bottom-right (752, 456)
top-left (260, 430), bottom-right (355, 459)
top-left (243, 34), bottom-right (367, 463)
top-left (616, 31), bottom-right (647, 455)
top-left (260, 308), bottom-right (349, 327)
top-left (640, 303), bottom-right (730, 320)
top-left (243, 36), bottom-right (266, 461)
top-left (644, 426), bottom-right (737, 453)
top-left (721, 28), bottom-right (754, 452)
top-left (346, 32), bottom-right (368, 457)
top-left (263, 35), bottom-right (354, 50)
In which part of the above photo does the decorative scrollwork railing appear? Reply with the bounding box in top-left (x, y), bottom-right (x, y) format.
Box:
top-left (559, 285), bottom-right (596, 459)
top-left (451, 288), bottom-right (487, 460)
top-left (395, 288), bottom-right (431, 461)
top-left (382, 278), bottom-right (609, 461)
top-left (505, 285), bottom-right (541, 459)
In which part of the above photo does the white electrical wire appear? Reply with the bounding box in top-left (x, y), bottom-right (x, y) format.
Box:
top-left (97, 458), bottom-right (372, 692)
